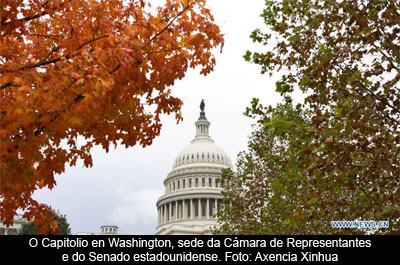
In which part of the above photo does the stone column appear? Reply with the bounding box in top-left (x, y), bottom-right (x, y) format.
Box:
top-left (169, 202), bottom-right (172, 222)
top-left (190, 199), bottom-right (194, 219)
top-left (165, 204), bottom-right (168, 223)
top-left (182, 200), bottom-right (186, 220)
top-left (162, 205), bottom-right (165, 224)
top-left (198, 198), bottom-right (201, 218)
top-left (180, 201), bottom-right (183, 220)
top-left (214, 199), bottom-right (218, 218)
top-left (157, 207), bottom-right (160, 225)
top-left (211, 199), bottom-right (215, 218)
top-left (163, 204), bottom-right (166, 223)
top-left (175, 201), bottom-right (178, 221)
top-left (160, 207), bottom-right (162, 224)
top-left (206, 198), bottom-right (209, 219)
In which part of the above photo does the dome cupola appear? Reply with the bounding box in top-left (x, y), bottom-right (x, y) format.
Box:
top-left (172, 99), bottom-right (232, 170)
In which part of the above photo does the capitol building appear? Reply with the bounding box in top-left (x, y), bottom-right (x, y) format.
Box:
top-left (155, 100), bottom-right (233, 235)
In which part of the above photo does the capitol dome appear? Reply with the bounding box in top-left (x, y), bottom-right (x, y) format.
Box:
top-left (155, 100), bottom-right (233, 235)
top-left (172, 133), bottom-right (233, 170)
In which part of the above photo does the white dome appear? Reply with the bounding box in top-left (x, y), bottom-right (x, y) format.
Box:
top-left (156, 100), bottom-right (233, 235)
top-left (172, 138), bottom-right (233, 169)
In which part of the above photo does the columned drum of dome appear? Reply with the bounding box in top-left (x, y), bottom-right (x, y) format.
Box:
top-left (155, 100), bottom-right (233, 235)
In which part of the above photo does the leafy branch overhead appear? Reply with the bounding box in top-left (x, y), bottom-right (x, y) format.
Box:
top-left (217, 0), bottom-right (399, 235)
top-left (247, 0), bottom-right (400, 125)
top-left (0, 0), bottom-right (223, 232)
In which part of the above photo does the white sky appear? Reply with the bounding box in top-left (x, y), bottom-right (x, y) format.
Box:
top-left (33, 0), bottom-right (283, 234)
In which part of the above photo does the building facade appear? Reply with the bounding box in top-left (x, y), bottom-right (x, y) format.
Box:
top-left (0, 214), bottom-right (28, 235)
top-left (155, 101), bottom-right (233, 235)
top-left (76, 225), bottom-right (118, 235)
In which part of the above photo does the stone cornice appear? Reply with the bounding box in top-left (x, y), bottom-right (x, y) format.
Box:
top-left (157, 190), bottom-right (223, 206)
top-left (164, 164), bottom-right (228, 184)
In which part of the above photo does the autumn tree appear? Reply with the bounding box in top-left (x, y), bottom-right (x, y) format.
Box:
top-left (0, 0), bottom-right (223, 233)
top-left (215, 101), bottom-right (317, 234)
top-left (215, 0), bottom-right (399, 234)
top-left (19, 211), bottom-right (71, 235)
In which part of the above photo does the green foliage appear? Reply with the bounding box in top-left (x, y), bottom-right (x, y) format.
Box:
top-left (215, 0), bottom-right (400, 235)
top-left (19, 212), bottom-right (71, 235)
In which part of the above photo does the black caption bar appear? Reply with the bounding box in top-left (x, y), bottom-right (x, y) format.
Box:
top-left (0, 235), bottom-right (397, 264)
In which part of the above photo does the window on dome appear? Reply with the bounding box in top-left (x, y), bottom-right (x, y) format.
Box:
top-left (215, 179), bottom-right (219, 188)
top-left (173, 182), bottom-right (175, 191)
top-left (195, 178), bottom-right (198, 187)
top-left (207, 153), bottom-right (210, 159)
top-left (212, 153), bottom-right (215, 159)
top-left (202, 153), bottom-right (204, 159)
top-left (192, 154), bottom-right (194, 160)
top-left (197, 153), bottom-right (199, 159)
top-left (183, 179), bottom-right (186, 189)
top-left (187, 155), bottom-right (189, 161)
top-left (202, 178), bottom-right (205, 187)
top-left (217, 154), bottom-right (219, 160)
top-left (189, 178), bottom-right (192, 188)
top-left (178, 180), bottom-right (180, 190)
top-left (209, 178), bottom-right (212, 187)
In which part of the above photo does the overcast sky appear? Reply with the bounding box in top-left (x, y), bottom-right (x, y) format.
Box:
top-left (33, 0), bottom-right (283, 235)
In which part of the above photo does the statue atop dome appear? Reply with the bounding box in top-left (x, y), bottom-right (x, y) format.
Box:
top-left (198, 99), bottom-right (207, 121)
top-left (200, 99), bottom-right (205, 111)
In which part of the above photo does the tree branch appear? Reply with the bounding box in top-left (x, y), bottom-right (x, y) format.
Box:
top-left (372, 43), bottom-right (399, 72)
top-left (76, 35), bottom-right (108, 51)
top-left (1, 0), bottom-right (71, 26)
top-left (39, 46), bottom-right (61, 64)
top-left (336, 64), bottom-right (400, 116)
top-left (357, 80), bottom-right (400, 115)
top-left (1, 35), bottom-right (109, 75)
top-left (380, 109), bottom-right (400, 126)
top-left (335, 78), bottom-right (400, 128)
top-left (1, 0), bottom-right (199, 81)
top-left (342, 85), bottom-right (400, 126)
top-left (145, 46), bottom-right (184, 55)
top-left (0, 83), bottom-right (21, 90)
top-left (150, 0), bottom-right (199, 42)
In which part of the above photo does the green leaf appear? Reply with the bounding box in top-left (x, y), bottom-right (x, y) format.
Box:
top-left (243, 50), bottom-right (252, 62)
